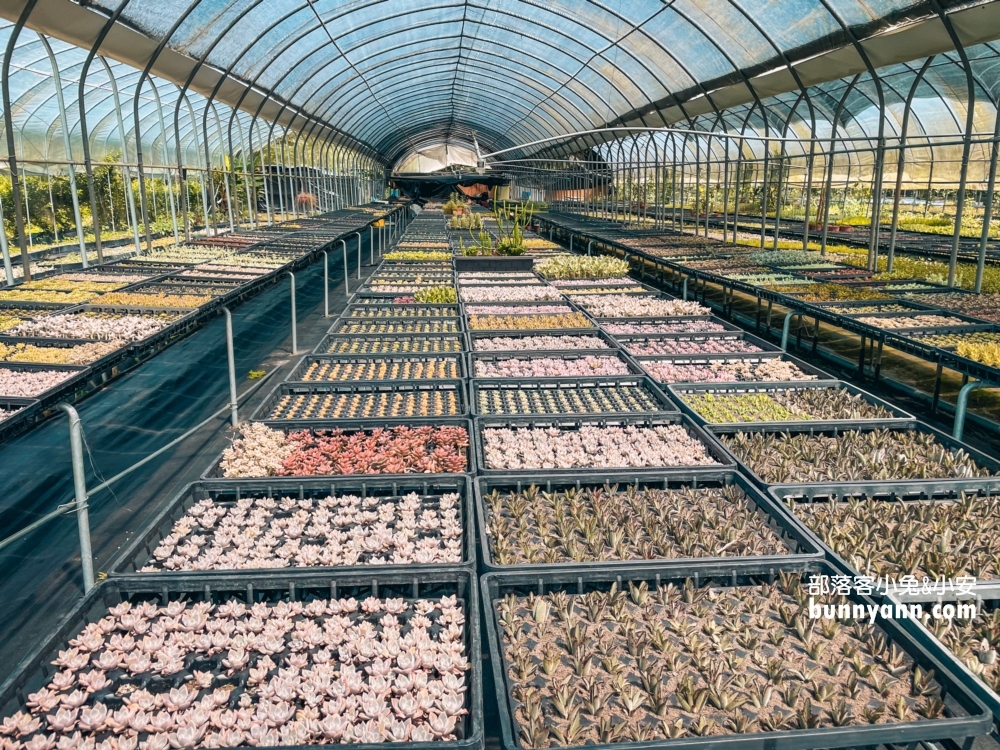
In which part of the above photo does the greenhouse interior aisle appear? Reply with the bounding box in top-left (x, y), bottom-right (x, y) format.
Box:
top-left (0, 234), bottom-right (373, 677)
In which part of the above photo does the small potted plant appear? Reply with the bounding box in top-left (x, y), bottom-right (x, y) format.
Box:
top-left (455, 193), bottom-right (535, 271)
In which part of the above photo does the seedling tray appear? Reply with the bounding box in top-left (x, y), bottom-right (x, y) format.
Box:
top-left (341, 302), bottom-right (461, 318)
top-left (107, 475), bottom-right (475, 577)
top-left (713, 420), bottom-right (1000, 495)
top-left (0, 396), bottom-right (40, 434)
top-left (474, 413), bottom-right (735, 479)
top-left (635, 350), bottom-right (832, 384)
top-left (468, 350), bottom-right (641, 379)
top-left (474, 470), bottom-right (822, 574)
top-left (472, 375), bottom-right (677, 417)
top-left (0, 568), bottom-right (484, 750)
top-left (481, 561), bottom-right (990, 750)
top-left (251, 379), bottom-right (470, 424)
top-left (670, 380), bottom-right (913, 430)
top-left (617, 330), bottom-right (783, 359)
top-left (288, 353), bottom-right (467, 383)
top-left (596, 314), bottom-right (742, 333)
top-left (314, 332), bottom-right (466, 355)
top-left (467, 328), bottom-right (617, 352)
top-left (329, 317), bottom-right (464, 335)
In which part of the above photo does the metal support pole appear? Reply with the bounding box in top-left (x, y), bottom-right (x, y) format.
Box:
top-left (223, 308), bottom-right (238, 428)
top-left (287, 272), bottom-right (298, 354)
top-left (322, 250), bottom-right (329, 317)
top-left (587, 240), bottom-right (593, 256)
top-left (55, 404), bottom-right (94, 593)
top-left (340, 239), bottom-right (349, 295)
top-left (953, 381), bottom-right (983, 441)
top-left (682, 277), bottom-right (688, 301)
top-left (355, 232), bottom-right (362, 277)
top-left (370, 226), bottom-right (374, 264)
top-left (780, 311), bottom-right (799, 351)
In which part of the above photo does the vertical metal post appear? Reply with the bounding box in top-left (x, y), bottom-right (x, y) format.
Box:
top-left (340, 239), bottom-right (349, 295)
top-left (322, 250), bottom-right (330, 316)
top-left (355, 232), bottom-right (362, 277)
top-left (287, 272), bottom-right (298, 354)
top-left (55, 404), bottom-right (94, 593)
top-left (977, 128), bottom-right (1000, 292)
top-left (953, 381), bottom-right (983, 441)
top-left (0, 193), bottom-right (13, 285)
top-left (223, 308), bottom-right (238, 428)
top-left (370, 226), bottom-right (374, 264)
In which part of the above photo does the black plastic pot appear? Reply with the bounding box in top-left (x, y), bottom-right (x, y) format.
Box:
top-left (454, 256), bottom-right (534, 272)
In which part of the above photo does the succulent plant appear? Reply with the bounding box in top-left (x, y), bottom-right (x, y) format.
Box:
top-left (764, 284), bottom-right (893, 302)
top-left (334, 320), bottom-right (460, 334)
top-left (7, 313), bottom-right (178, 342)
top-left (459, 286), bottom-right (565, 303)
top-left (749, 250), bottom-right (827, 267)
top-left (680, 388), bottom-right (893, 424)
top-left (853, 315), bottom-right (967, 330)
top-left (1, 593), bottom-right (469, 749)
top-left (344, 306), bottom-right (456, 318)
top-left (319, 337), bottom-right (464, 355)
top-left (912, 331), bottom-right (1000, 350)
top-left (955, 341), bottom-right (1000, 367)
top-left (477, 383), bottom-right (662, 415)
top-left (93, 292), bottom-right (213, 308)
top-left (0, 289), bottom-right (99, 304)
top-left (482, 424), bottom-right (719, 470)
top-left (573, 295), bottom-right (709, 318)
top-left (268, 389), bottom-right (462, 420)
top-left (604, 320), bottom-right (727, 335)
top-left (535, 255), bottom-right (630, 280)
top-left (220, 423), bottom-right (469, 477)
top-left (723, 429), bottom-right (995, 484)
top-left (473, 335), bottom-right (610, 351)
top-left (301, 358), bottom-right (461, 381)
top-left (468, 313), bottom-right (593, 331)
top-left (0, 367), bottom-right (76, 397)
top-left (484, 483), bottom-right (787, 565)
top-left (414, 287), bottom-right (458, 304)
top-left (790, 492), bottom-right (1000, 582)
top-left (498, 575), bottom-right (940, 746)
top-left (474, 356), bottom-right (629, 378)
top-left (383, 250), bottom-right (451, 261)
top-left (20, 279), bottom-right (126, 293)
top-left (465, 305), bottom-right (573, 316)
top-left (927, 606), bottom-right (1000, 694)
top-left (644, 359), bottom-right (817, 384)
top-left (0, 405), bottom-right (24, 422)
top-left (0, 341), bottom-right (120, 365)
top-left (907, 293), bottom-right (1000, 324)
top-left (623, 336), bottom-right (763, 357)
top-left (550, 278), bottom-right (644, 288)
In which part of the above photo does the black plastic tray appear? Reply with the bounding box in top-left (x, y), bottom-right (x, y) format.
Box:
top-left (0, 568), bottom-right (484, 750)
top-left (108, 475), bottom-right (475, 577)
top-left (287, 352), bottom-right (467, 383)
top-left (471, 374), bottom-right (677, 417)
top-left (474, 412), bottom-right (735, 478)
top-left (329, 316), bottom-right (465, 335)
top-left (634, 349), bottom-right (832, 384)
top-left (474, 470), bottom-right (822, 574)
top-left (596, 314), bottom-right (742, 333)
top-left (466, 328), bottom-right (618, 352)
top-left (481, 561), bottom-right (991, 750)
top-left (713, 420), bottom-right (1000, 495)
top-left (314, 332), bottom-right (467, 355)
top-left (468, 349), bottom-right (641, 379)
top-left (341, 302), bottom-right (462, 318)
top-left (616, 329), bottom-right (782, 357)
top-left (669, 380), bottom-right (914, 430)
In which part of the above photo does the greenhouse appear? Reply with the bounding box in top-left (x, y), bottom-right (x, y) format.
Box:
top-left (7, 1), bottom-right (1000, 749)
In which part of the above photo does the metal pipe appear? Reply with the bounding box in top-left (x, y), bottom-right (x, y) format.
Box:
top-left (355, 232), bottom-right (362, 277)
top-left (322, 250), bottom-right (330, 317)
top-left (55, 404), bottom-right (94, 593)
top-left (780, 312), bottom-right (800, 351)
top-left (287, 272), bottom-right (298, 355)
top-left (370, 226), bottom-right (374, 264)
top-left (223, 308), bottom-right (238, 428)
top-left (0, 193), bottom-right (13, 285)
top-left (953, 381), bottom-right (983, 441)
top-left (340, 239), bottom-right (349, 295)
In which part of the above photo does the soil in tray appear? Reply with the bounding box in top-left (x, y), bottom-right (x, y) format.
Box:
top-left (268, 390), bottom-right (462, 420)
top-left (722, 429), bottom-right (998, 484)
top-left (623, 338), bottom-right (763, 357)
top-left (481, 424), bottom-right (719, 470)
top-left (301, 358), bottom-right (461, 382)
top-left (3, 595), bottom-right (471, 749)
top-left (318, 338), bottom-right (464, 355)
top-left (467, 313), bottom-right (592, 331)
top-left (604, 320), bottom-right (728, 335)
top-left (477, 385), bottom-right (660, 416)
top-left (789, 492), bottom-right (1000, 583)
top-left (142, 490), bottom-right (462, 571)
top-left (497, 575), bottom-right (948, 746)
top-left (483, 484), bottom-right (788, 566)
top-left (220, 423), bottom-right (469, 477)
top-left (679, 389), bottom-right (894, 424)
top-left (472, 335), bottom-right (611, 351)
top-left (644, 359), bottom-right (816, 384)
top-left (926, 603), bottom-right (1000, 694)
top-left (334, 320), bottom-right (460, 335)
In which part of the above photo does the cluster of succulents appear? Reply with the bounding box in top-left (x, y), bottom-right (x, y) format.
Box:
top-left (383, 251), bottom-right (451, 261)
top-left (197, 264), bottom-right (268, 275)
top-left (413, 287), bottom-right (458, 304)
top-left (604, 320), bottom-right (727, 335)
top-left (854, 314), bottom-right (969, 330)
top-left (791, 492), bottom-right (1000, 582)
top-left (219, 423), bottom-right (469, 477)
top-left (911, 331), bottom-right (1000, 350)
top-left (473, 335), bottom-right (610, 351)
top-left (335, 320), bottom-right (460, 335)
top-left (319, 337), bottom-right (464, 355)
top-left (680, 388), bottom-right (893, 424)
top-left (749, 250), bottom-right (827, 267)
top-left (268, 389), bottom-right (463, 421)
top-left (457, 273), bottom-right (536, 281)
top-left (478, 383), bottom-right (662, 416)
top-left (144, 246), bottom-right (229, 263)
top-left (828, 303), bottom-right (921, 315)
top-left (644, 358), bottom-right (817, 384)
top-left (142, 491), bottom-right (463, 571)
top-left (94, 292), bottom-right (212, 308)
top-left (955, 341), bottom-right (1000, 368)
top-left (766, 284), bottom-right (893, 302)
top-left (497, 574), bottom-right (946, 746)
top-left (0, 367), bottom-right (76, 397)
top-left (481, 424), bottom-right (718, 470)
top-left (468, 313), bottom-right (592, 331)
top-left (57, 273), bottom-right (153, 284)
top-left (550, 278), bottom-right (643, 288)
top-left (474, 356), bottom-right (629, 378)
top-left (483, 483), bottom-right (787, 565)
top-left (0, 405), bottom-right (24, 421)
top-left (727, 274), bottom-right (812, 286)
top-left (0, 310), bottom-right (36, 332)
top-left (465, 305), bottom-right (572, 316)
top-left (368, 284), bottom-right (444, 294)
top-left (345, 306), bottom-right (456, 318)
top-left (535, 255), bottom-right (631, 280)
top-left (723, 429), bottom-right (995, 484)
top-left (928, 607), bottom-right (1000, 693)
top-left (0, 341), bottom-right (120, 365)
top-left (559, 286), bottom-right (650, 296)
top-left (459, 286), bottom-right (564, 303)
top-left (883, 282), bottom-right (937, 291)
top-left (0, 289), bottom-right (98, 305)
top-left (177, 270), bottom-right (257, 281)
top-left (21, 279), bottom-right (126, 293)
top-left (7, 313), bottom-right (177, 342)
top-left (910, 293), bottom-right (1000, 324)
top-left (573, 295), bottom-right (709, 318)
top-left (301, 358), bottom-right (460, 382)
top-left (0, 594), bottom-right (470, 749)
top-left (623, 336), bottom-right (764, 357)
